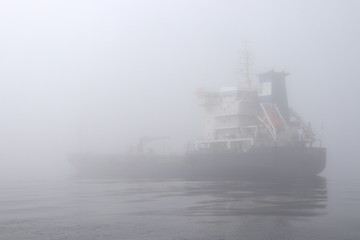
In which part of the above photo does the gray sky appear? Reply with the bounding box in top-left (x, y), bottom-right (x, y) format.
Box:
top-left (0, 0), bottom-right (359, 179)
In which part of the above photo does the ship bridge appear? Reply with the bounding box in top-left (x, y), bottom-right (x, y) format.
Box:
top-left (190, 70), bottom-right (317, 154)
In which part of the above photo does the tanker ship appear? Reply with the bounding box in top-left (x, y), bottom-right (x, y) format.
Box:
top-left (70, 69), bottom-right (326, 179)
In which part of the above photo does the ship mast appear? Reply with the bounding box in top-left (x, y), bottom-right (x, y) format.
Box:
top-left (239, 45), bottom-right (253, 90)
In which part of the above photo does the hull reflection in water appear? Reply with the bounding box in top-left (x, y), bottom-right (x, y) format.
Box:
top-left (183, 176), bottom-right (327, 217)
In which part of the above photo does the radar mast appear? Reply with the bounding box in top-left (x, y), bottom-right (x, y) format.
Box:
top-left (239, 43), bottom-right (253, 90)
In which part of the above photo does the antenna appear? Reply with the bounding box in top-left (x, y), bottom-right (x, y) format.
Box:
top-left (238, 41), bottom-right (253, 89)
top-left (320, 123), bottom-right (324, 148)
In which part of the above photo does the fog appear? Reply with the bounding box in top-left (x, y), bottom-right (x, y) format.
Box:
top-left (0, 0), bottom-right (359, 180)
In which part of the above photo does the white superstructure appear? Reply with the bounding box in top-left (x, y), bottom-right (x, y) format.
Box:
top-left (190, 70), bottom-right (317, 154)
top-left (193, 83), bottom-right (258, 153)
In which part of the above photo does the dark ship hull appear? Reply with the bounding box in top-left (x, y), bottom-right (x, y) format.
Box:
top-left (70, 146), bottom-right (326, 179)
top-left (185, 146), bottom-right (326, 179)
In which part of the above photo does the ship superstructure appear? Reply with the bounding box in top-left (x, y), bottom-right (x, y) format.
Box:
top-left (190, 70), bottom-right (317, 154)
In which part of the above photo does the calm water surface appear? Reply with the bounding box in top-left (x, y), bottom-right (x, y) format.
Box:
top-left (0, 176), bottom-right (359, 240)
